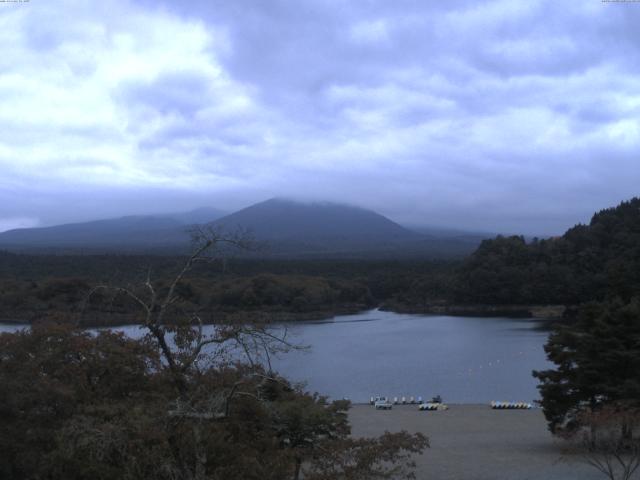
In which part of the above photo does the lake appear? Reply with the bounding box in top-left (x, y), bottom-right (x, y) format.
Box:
top-left (0, 309), bottom-right (552, 404)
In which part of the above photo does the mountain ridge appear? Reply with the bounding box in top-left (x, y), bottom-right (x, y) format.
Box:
top-left (0, 199), bottom-right (484, 258)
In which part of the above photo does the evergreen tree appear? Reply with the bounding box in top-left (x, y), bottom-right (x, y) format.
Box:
top-left (533, 299), bottom-right (640, 433)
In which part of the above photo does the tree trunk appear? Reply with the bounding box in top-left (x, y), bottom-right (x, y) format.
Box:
top-left (293, 456), bottom-right (302, 480)
top-left (194, 423), bottom-right (207, 480)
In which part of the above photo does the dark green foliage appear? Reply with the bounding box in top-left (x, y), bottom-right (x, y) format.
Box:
top-left (533, 299), bottom-right (640, 433)
top-left (210, 274), bottom-right (374, 312)
top-left (0, 255), bottom-right (453, 324)
top-left (454, 198), bottom-right (640, 306)
top-left (0, 324), bottom-right (162, 479)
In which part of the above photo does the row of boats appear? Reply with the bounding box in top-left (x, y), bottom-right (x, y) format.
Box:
top-left (370, 395), bottom-right (442, 405)
top-left (372, 395), bottom-right (447, 410)
top-left (370, 396), bottom-right (534, 410)
top-left (490, 401), bottom-right (533, 409)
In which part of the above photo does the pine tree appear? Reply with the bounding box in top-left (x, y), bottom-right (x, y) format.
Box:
top-left (533, 299), bottom-right (640, 433)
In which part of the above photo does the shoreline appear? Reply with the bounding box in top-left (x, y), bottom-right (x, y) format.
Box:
top-left (0, 307), bottom-right (366, 328)
top-left (381, 303), bottom-right (567, 319)
top-left (0, 304), bottom-right (565, 328)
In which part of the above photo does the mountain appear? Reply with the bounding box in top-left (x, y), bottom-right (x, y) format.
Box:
top-left (214, 198), bottom-right (416, 241)
top-left (0, 207), bottom-right (226, 252)
top-left (211, 198), bottom-right (479, 257)
top-left (0, 199), bottom-right (483, 257)
top-left (163, 207), bottom-right (227, 225)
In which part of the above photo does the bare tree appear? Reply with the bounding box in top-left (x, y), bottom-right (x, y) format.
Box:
top-left (85, 227), bottom-right (299, 480)
top-left (88, 228), bottom-right (284, 373)
top-left (563, 404), bottom-right (640, 480)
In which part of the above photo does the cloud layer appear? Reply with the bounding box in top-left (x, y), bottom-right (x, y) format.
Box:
top-left (1, 0), bottom-right (639, 234)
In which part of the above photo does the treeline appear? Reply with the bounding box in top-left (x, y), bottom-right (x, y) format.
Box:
top-left (388, 198), bottom-right (640, 310)
top-left (0, 275), bottom-right (375, 325)
top-left (0, 253), bottom-right (456, 324)
top-left (453, 198), bottom-right (640, 306)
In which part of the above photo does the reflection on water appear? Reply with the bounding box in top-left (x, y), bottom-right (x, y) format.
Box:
top-left (0, 309), bottom-right (552, 403)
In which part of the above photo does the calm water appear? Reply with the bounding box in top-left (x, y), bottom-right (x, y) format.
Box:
top-left (0, 309), bottom-right (552, 403)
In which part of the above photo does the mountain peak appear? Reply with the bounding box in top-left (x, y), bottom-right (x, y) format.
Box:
top-left (215, 198), bottom-right (414, 243)
top-left (254, 197), bottom-right (366, 210)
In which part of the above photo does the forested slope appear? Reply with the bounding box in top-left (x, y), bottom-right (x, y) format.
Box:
top-left (453, 198), bottom-right (640, 305)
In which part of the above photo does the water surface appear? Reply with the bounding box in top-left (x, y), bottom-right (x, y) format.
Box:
top-left (0, 309), bottom-right (551, 403)
top-left (269, 310), bottom-right (551, 403)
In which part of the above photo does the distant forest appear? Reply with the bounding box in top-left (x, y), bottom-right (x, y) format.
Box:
top-left (385, 197), bottom-right (640, 311)
top-left (1, 197), bottom-right (639, 325)
top-left (454, 197), bottom-right (640, 305)
top-left (0, 254), bottom-right (451, 325)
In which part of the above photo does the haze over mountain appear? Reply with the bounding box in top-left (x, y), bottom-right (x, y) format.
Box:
top-left (0, 199), bottom-right (485, 258)
top-left (164, 207), bottom-right (227, 225)
top-left (211, 198), bottom-right (431, 257)
top-left (214, 198), bottom-right (416, 241)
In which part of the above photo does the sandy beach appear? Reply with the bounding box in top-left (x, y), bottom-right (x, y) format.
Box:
top-left (349, 404), bottom-right (604, 480)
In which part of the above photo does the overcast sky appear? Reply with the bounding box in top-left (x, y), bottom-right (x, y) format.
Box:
top-left (1, 0), bottom-right (639, 235)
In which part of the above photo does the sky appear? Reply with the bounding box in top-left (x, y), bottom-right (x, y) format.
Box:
top-left (1, 0), bottom-right (639, 236)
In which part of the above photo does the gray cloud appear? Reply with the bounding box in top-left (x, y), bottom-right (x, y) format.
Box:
top-left (117, 71), bottom-right (214, 118)
top-left (0, 0), bottom-right (639, 236)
